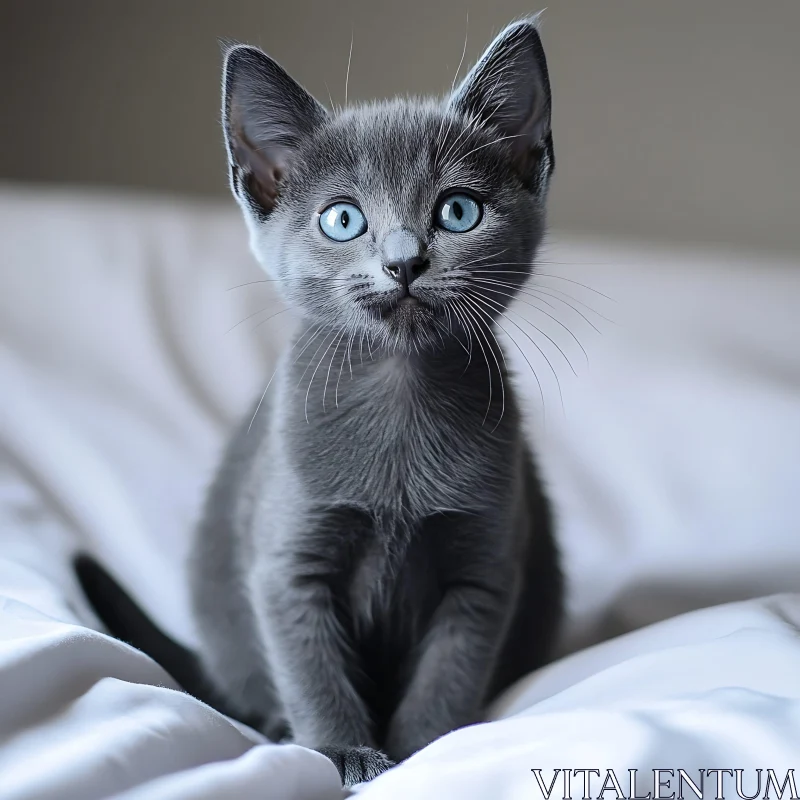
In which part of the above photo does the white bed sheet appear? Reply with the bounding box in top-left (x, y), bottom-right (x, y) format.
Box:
top-left (1, 183), bottom-right (799, 799)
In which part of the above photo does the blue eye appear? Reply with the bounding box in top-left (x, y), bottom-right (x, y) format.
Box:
top-left (319, 202), bottom-right (367, 242)
top-left (436, 193), bottom-right (482, 233)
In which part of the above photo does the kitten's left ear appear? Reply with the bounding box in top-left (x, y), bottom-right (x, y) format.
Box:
top-left (449, 17), bottom-right (554, 192)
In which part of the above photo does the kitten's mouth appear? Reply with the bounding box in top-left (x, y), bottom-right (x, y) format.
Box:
top-left (378, 295), bottom-right (432, 319)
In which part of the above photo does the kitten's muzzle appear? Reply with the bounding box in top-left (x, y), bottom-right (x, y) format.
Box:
top-left (381, 229), bottom-right (429, 294)
top-left (383, 256), bottom-right (430, 293)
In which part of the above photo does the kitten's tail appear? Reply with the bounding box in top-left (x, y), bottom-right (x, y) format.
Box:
top-left (73, 554), bottom-right (249, 724)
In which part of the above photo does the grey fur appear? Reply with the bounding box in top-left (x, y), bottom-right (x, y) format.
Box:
top-left (192, 18), bottom-right (562, 786)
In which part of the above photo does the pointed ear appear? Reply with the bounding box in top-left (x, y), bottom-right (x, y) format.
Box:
top-left (222, 44), bottom-right (328, 217)
top-left (449, 18), bottom-right (554, 192)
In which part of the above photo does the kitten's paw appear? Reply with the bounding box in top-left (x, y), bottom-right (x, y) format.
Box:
top-left (317, 745), bottom-right (394, 787)
top-left (264, 717), bottom-right (291, 743)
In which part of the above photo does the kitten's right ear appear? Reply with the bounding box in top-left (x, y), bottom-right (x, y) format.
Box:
top-left (222, 44), bottom-right (328, 217)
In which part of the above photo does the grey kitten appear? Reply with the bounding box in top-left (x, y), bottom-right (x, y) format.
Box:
top-left (76, 17), bottom-right (563, 788)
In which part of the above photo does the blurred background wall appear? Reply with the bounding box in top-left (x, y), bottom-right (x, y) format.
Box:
top-left (1, 0), bottom-right (798, 254)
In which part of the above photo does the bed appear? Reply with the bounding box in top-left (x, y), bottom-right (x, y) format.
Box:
top-left (1, 182), bottom-right (799, 799)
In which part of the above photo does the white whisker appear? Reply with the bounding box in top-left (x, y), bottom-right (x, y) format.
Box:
top-left (467, 290), bottom-right (565, 412)
top-left (305, 329), bottom-right (340, 423)
top-left (323, 329), bottom-right (348, 412)
top-left (344, 30), bottom-right (353, 107)
top-left (434, 12), bottom-right (469, 173)
top-left (461, 296), bottom-right (506, 431)
top-left (454, 299), bottom-right (492, 424)
top-left (467, 279), bottom-right (590, 363)
top-left (248, 322), bottom-right (319, 433)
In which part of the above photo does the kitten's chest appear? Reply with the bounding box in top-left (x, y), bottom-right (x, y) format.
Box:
top-left (349, 525), bottom-right (440, 629)
top-left (292, 365), bottom-right (492, 514)
top-left (347, 522), bottom-right (443, 719)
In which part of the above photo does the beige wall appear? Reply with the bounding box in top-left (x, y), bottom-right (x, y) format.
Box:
top-left (1, 0), bottom-right (799, 253)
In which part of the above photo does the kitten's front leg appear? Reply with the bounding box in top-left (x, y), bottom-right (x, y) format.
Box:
top-left (253, 513), bottom-right (393, 786)
top-left (385, 519), bottom-right (516, 762)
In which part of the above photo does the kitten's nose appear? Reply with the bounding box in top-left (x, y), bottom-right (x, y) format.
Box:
top-left (384, 256), bottom-right (430, 289)
top-left (382, 230), bottom-right (429, 291)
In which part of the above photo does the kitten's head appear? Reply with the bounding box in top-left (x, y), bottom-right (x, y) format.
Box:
top-left (223, 18), bottom-right (554, 354)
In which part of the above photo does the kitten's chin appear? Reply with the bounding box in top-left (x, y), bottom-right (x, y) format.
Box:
top-left (386, 300), bottom-right (434, 326)
top-left (379, 299), bottom-right (441, 351)
top-left (378, 295), bottom-right (429, 318)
